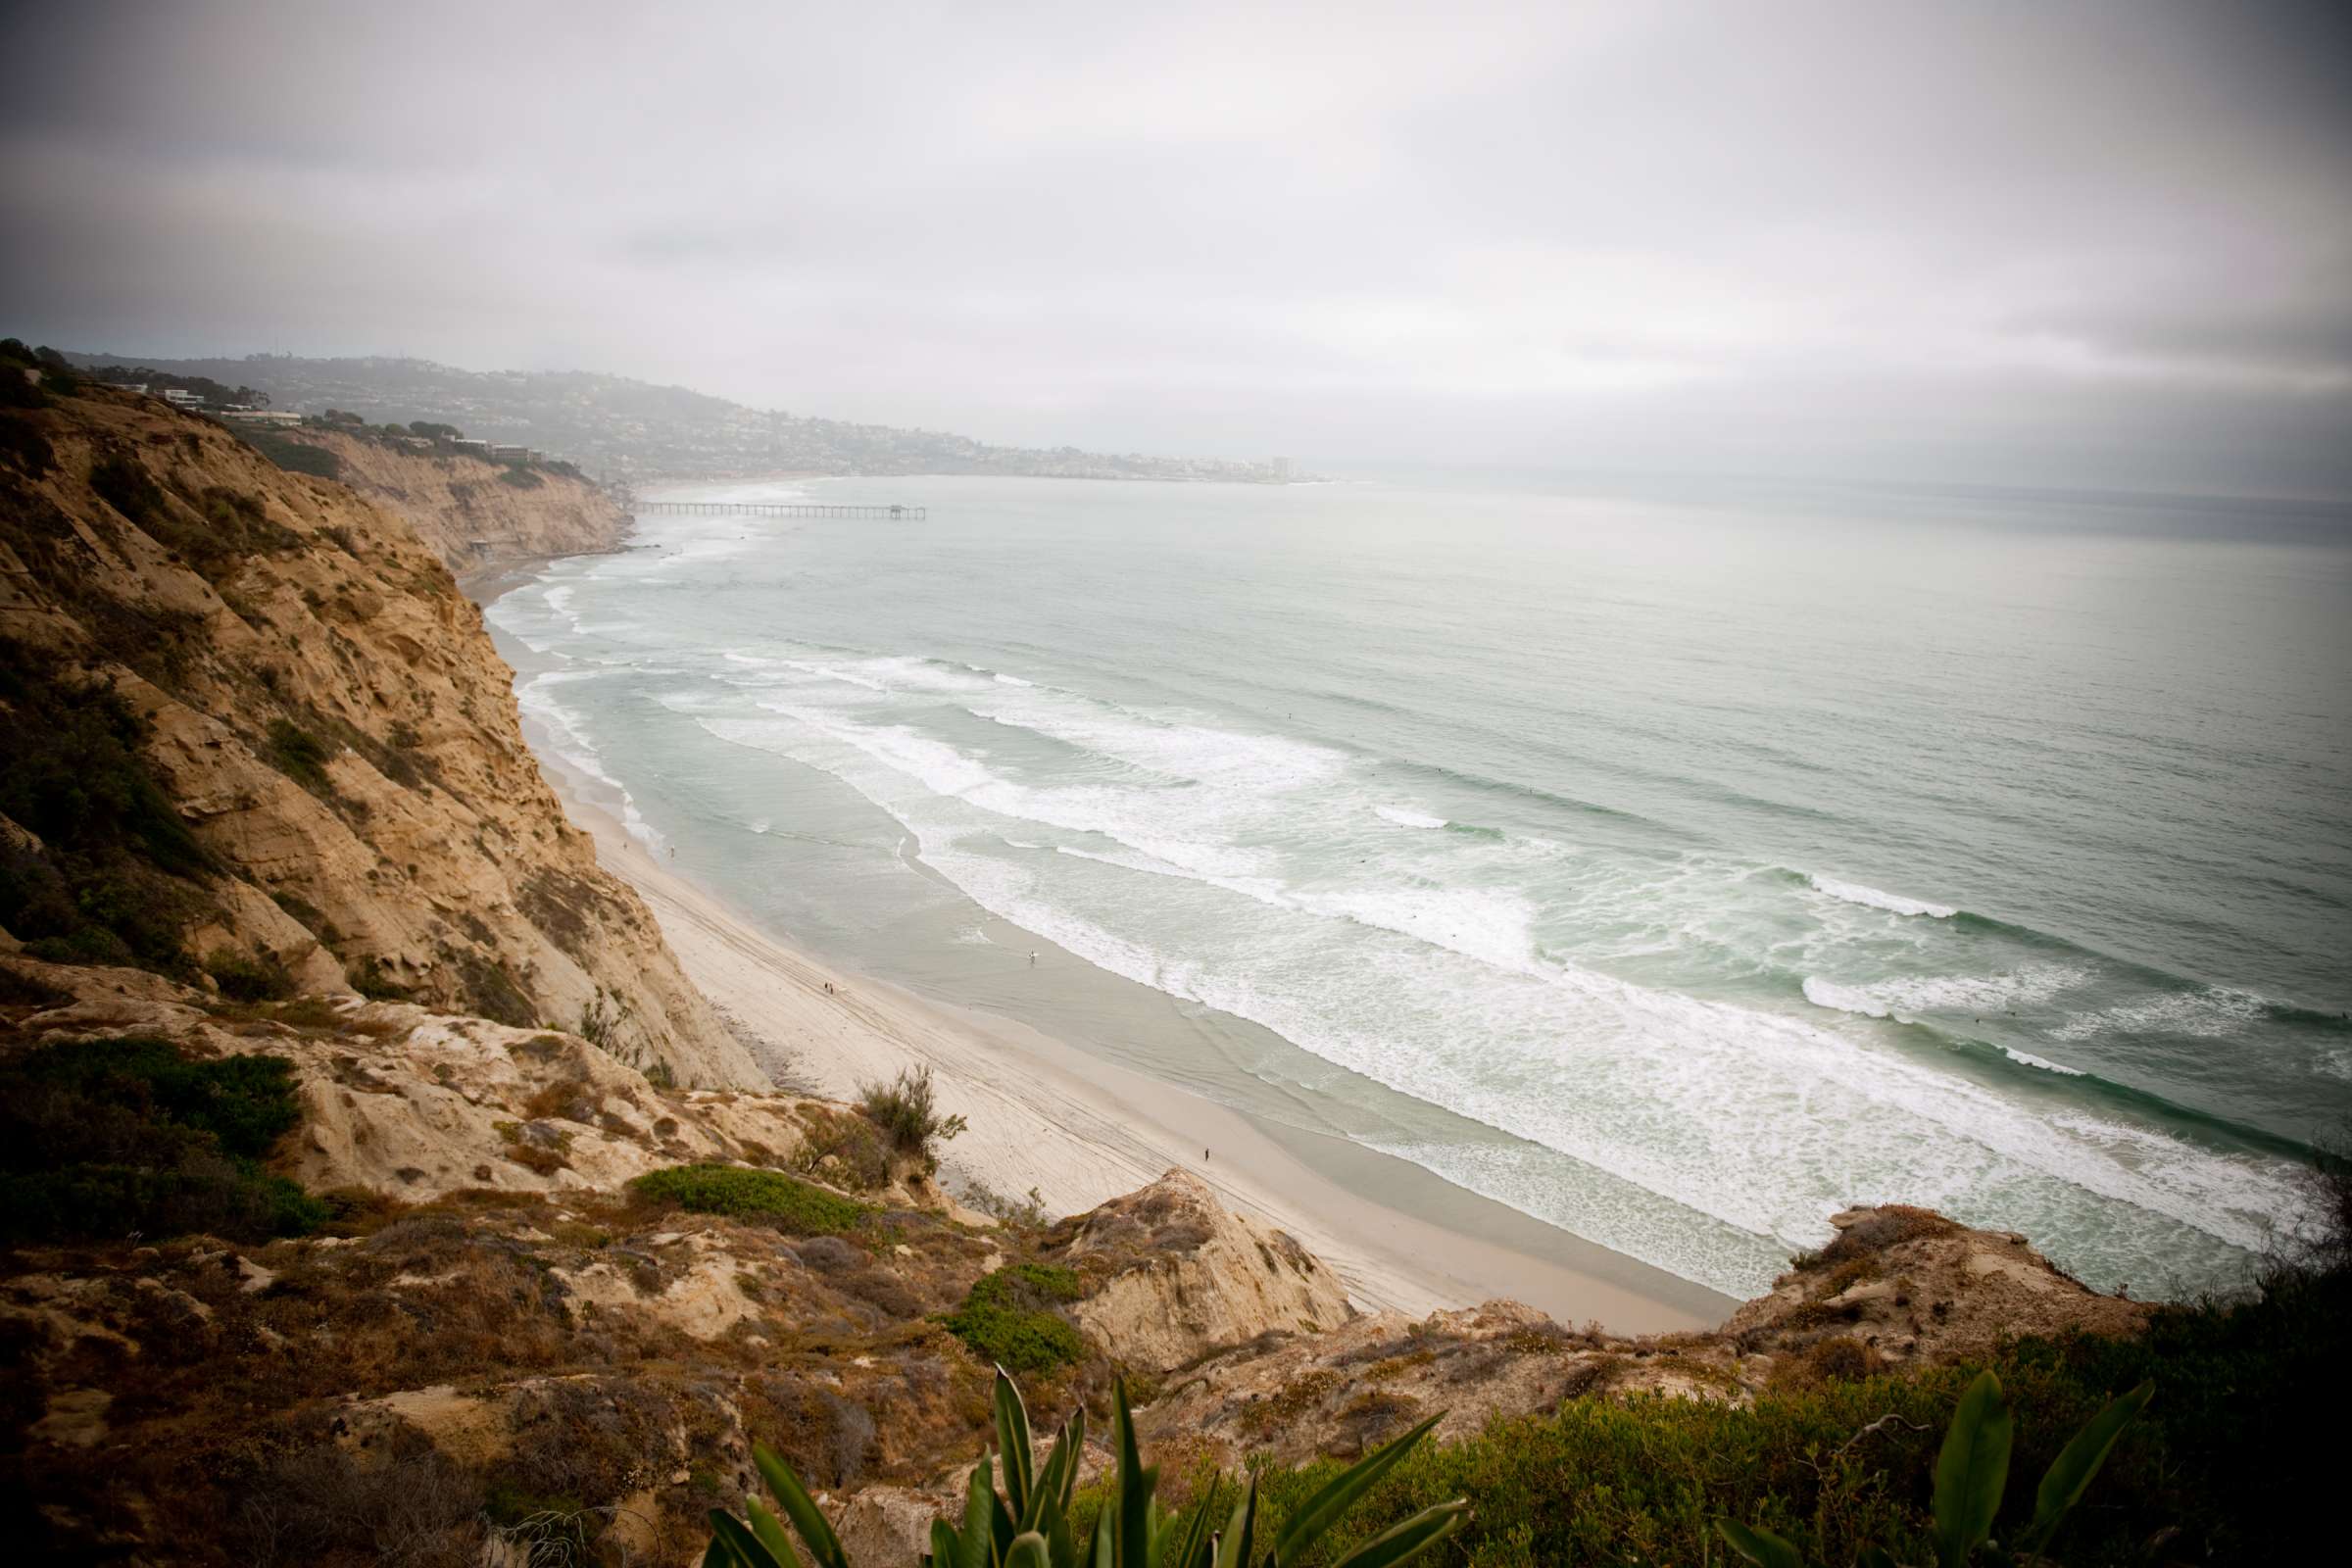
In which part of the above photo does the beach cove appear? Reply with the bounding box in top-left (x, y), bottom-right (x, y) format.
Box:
top-left (473, 473), bottom-right (2344, 1311)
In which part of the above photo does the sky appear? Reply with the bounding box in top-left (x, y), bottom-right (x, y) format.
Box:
top-left (3, 0), bottom-right (2348, 497)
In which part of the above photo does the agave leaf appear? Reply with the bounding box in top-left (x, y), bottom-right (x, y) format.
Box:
top-left (1164, 1478), bottom-right (1219, 1568)
top-left (754, 1445), bottom-right (853, 1568)
top-left (930, 1518), bottom-right (964, 1568)
top-left (1113, 1383), bottom-right (1159, 1568)
top-left (1715, 1519), bottom-right (1807, 1568)
top-left (705, 1534), bottom-right (739, 1568)
top-left (959, 1461), bottom-right (997, 1568)
top-left (1060, 1407), bottom-right (1088, 1512)
top-left (1271, 1411), bottom-right (1443, 1566)
top-left (997, 1367), bottom-right (1036, 1520)
top-left (1214, 1474), bottom-right (1258, 1568)
top-left (748, 1497), bottom-right (808, 1568)
top-left (710, 1510), bottom-right (793, 1568)
top-left (1932, 1372), bottom-right (2013, 1568)
top-left (1090, 1502), bottom-right (1115, 1568)
top-left (2026, 1381), bottom-right (2152, 1554)
top-left (1329, 1498), bottom-right (1471, 1568)
top-left (1854, 1545), bottom-right (1900, 1568)
top-left (1028, 1419), bottom-right (1080, 1536)
top-left (1006, 1530), bottom-right (1053, 1568)
top-left (1044, 1505), bottom-right (1081, 1568)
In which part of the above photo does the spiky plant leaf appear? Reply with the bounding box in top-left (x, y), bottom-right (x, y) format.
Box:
top-left (2027, 1381), bottom-right (2152, 1555)
top-left (997, 1367), bottom-right (1036, 1519)
top-left (1329, 1498), bottom-right (1472, 1568)
top-left (748, 1497), bottom-right (807, 1568)
top-left (1113, 1383), bottom-right (1158, 1568)
top-left (1932, 1372), bottom-right (2013, 1568)
top-left (1214, 1474), bottom-right (1258, 1568)
top-left (1271, 1411), bottom-right (1444, 1565)
top-left (1716, 1518), bottom-right (1807, 1568)
top-left (1163, 1472), bottom-right (1221, 1568)
top-left (710, 1509), bottom-right (792, 1568)
top-left (754, 1445), bottom-right (853, 1568)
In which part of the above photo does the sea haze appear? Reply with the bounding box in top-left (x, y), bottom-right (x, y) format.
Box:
top-left (485, 475), bottom-right (2352, 1300)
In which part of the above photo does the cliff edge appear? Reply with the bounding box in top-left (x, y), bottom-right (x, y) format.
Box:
top-left (0, 383), bottom-right (760, 1087)
top-left (277, 427), bottom-right (632, 572)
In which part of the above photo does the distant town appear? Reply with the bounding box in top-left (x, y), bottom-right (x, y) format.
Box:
top-left (63, 352), bottom-right (1305, 486)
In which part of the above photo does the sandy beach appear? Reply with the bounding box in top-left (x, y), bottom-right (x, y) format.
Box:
top-left (542, 761), bottom-right (1729, 1332)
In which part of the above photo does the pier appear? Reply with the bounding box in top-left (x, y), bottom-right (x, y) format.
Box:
top-left (635, 500), bottom-right (925, 519)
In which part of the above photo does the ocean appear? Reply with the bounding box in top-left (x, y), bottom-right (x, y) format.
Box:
top-left (483, 473), bottom-right (2352, 1302)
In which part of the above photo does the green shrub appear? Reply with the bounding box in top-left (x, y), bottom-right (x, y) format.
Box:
top-left (241, 430), bottom-right (342, 480)
top-left (496, 465), bottom-right (543, 488)
top-left (857, 1063), bottom-right (967, 1160)
top-left (0, 649), bottom-right (213, 976)
top-left (204, 947), bottom-right (296, 1003)
top-left (942, 1262), bottom-right (1087, 1374)
top-left (628, 1163), bottom-right (869, 1234)
top-left (266, 717), bottom-right (334, 795)
top-left (345, 956), bottom-right (411, 1001)
top-left (0, 1036), bottom-right (321, 1242)
top-left (89, 453), bottom-right (168, 529)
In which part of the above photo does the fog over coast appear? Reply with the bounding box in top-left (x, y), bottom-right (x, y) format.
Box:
top-left (4, 0), bottom-right (2348, 499)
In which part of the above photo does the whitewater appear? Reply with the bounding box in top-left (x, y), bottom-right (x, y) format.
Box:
top-left (485, 473), bottom-right (2352, 1300)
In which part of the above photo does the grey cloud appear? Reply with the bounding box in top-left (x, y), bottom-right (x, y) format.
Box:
top-left (3, 0), bottom-right (2346, 497)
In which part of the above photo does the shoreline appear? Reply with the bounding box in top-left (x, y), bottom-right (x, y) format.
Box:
top-left (466, 560), bottom-right (1733, 1333)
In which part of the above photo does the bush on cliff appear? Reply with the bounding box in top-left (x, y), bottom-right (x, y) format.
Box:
top-left (0, 1036), bottom-right (323, 1242)
top-left (629, 1162), bottom-right (870, 1235)
top-left (0, 644), bottom-right (216, 977)
top-left (942, 1262), bottom-right (1087, 1374)
top-left (857, 1062), bottom-right (967, 1165)
top-left (240, 429), bottom-right (343, 480)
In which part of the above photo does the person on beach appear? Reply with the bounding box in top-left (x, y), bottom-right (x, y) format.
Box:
top-left (1028, 950), bottom-right (1038, 966)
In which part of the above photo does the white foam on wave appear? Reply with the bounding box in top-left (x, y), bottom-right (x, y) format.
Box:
top-left (516, 671), bottom-right (661, 848)
top-left (2005, 1048), bottom-right (2086, 1077)
top-left (1810, 874), bottom-right (1957, 919)
top-left (1375, 806), bottom-right (1448, 829)
top-left (550, 623), bottom-right (2303, 1300)
top-left (1802, 976), bottom-right (1890, 1017)
top-left (710, 696), bottom-right (2301, 1296)
top-left (1801, 963), bottom-right (2094, 1022)
top-left (2049, 987), bottom-right (2269, 1043)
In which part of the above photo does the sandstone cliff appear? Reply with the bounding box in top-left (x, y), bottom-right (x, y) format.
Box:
top-left (281, 429), bottom-right (631, 573)
top-left (0, 385), bottom-right (759, 1087)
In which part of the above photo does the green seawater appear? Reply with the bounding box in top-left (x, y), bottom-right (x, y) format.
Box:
top-left (486, 474), bottom-right (2352, 1300)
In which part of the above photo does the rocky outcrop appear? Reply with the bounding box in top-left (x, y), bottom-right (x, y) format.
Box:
top-left (0, 954), bottom-right (903, 1203)
top-left (286, 429), bottom-right (630, 572)
top-left (1141, 1299), bottom-right (1754, 1468)
top-left (1723, 1203), bottom-right (2150, 1364)
top-left (1041, 1169), bottom-right (1353, 1373)
top-left (0, 387), bottom-right (759, 1087)
top-left (1136, 1201), bottom-right (2147, 1470)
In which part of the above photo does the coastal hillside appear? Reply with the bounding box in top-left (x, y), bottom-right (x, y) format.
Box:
top-left (0, 949), bottom-right (2197, 1566)
top-left (270, 425), bottom-right (633, 573)
top-left (66, 352), bottom-right (1300, 484)
top-left (0, 370), bottom-right (759, 1087)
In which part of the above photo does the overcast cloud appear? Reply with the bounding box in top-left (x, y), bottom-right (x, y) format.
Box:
top-left (4, 0), bottom-right (2348, 496)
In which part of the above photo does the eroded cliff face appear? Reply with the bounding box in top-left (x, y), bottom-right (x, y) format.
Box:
top-left (0, 387), bottom-right (760, 1087)
top-left (285, 429), bottom-right (631, 572)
